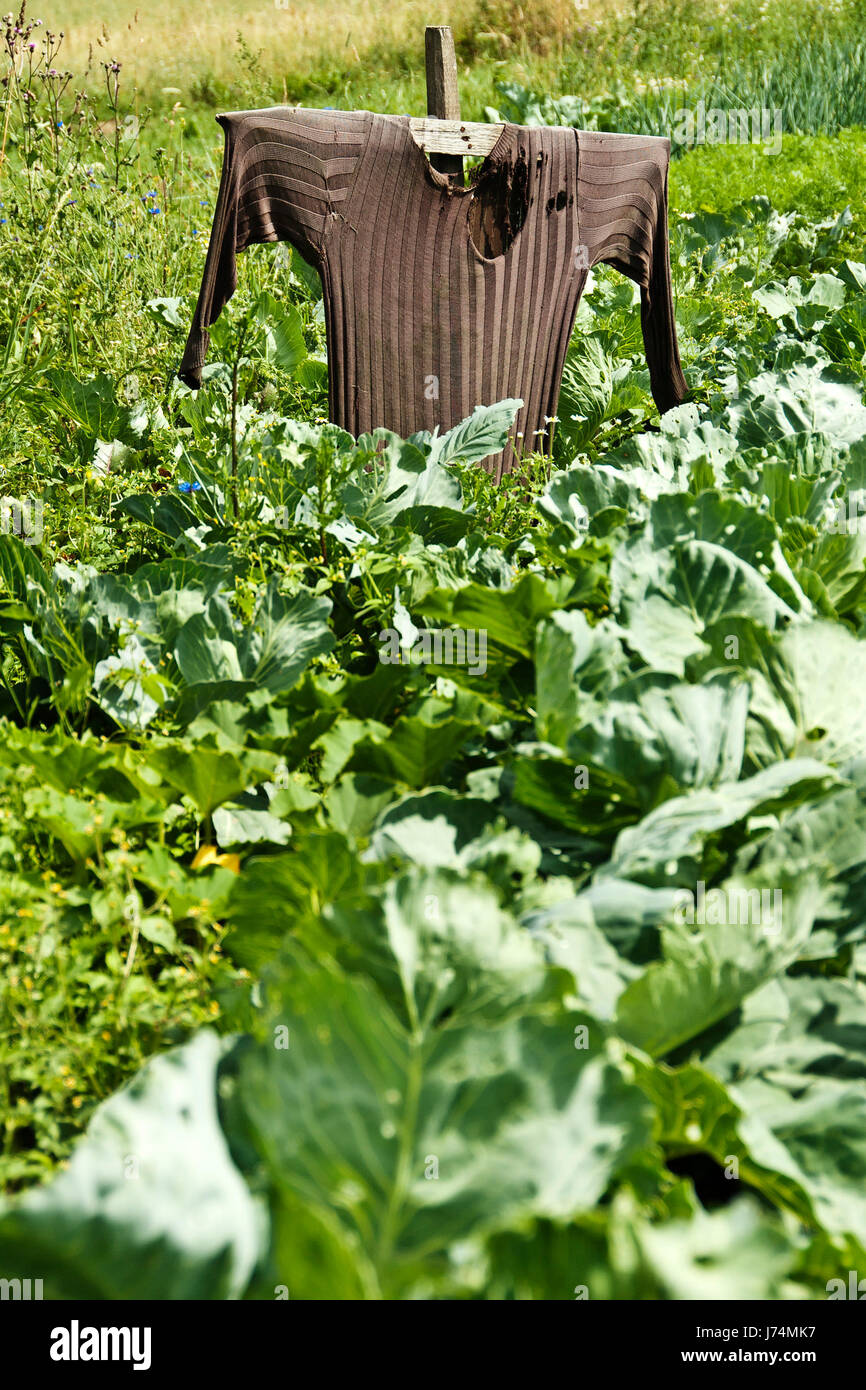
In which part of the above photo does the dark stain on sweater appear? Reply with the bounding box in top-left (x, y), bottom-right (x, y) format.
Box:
top-left (467, 147), bottom-right (529, 258)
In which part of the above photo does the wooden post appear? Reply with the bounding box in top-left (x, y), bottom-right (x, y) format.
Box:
top-left (425, 25), bottom-right (464, 186)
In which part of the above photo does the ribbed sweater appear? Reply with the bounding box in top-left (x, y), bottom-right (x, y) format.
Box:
top-left (179, 107), bottom-right (688, 480)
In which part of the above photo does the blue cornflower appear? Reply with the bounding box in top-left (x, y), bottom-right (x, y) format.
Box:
top-left (56, 120), bottom-right (63, 127)
top-left (149, 207), bottom-right (161, 215)
top-left (178, 481), bottom-right (202, 494)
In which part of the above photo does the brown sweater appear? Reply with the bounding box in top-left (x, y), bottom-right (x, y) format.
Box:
top-left (179, 108), bottom-right (688, 480)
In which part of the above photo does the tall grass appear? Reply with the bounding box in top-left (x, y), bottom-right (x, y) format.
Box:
top-left (490, 33), bottom-right (866, 142)
top-left (28, 0), bottom-right (866, 113)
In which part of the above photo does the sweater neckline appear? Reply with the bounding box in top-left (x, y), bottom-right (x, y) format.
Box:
top-left (394, 114), bottom-right (527, 265)
top-left (396, 113), bottom-right (515, 194)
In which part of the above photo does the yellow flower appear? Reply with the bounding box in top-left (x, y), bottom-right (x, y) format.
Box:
top-left (191, 844), bottom-right (241, 874)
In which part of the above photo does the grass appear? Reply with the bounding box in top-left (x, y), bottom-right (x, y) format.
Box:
top-left (27, 0), bottom-right (866, 111)
top-left (671, 127), bottom-right (866, 221)
top-left (37, 0), bottom-right (477, 91)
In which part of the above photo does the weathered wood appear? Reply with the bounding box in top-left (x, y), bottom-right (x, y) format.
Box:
top-left (425, 26), bottom-right (464, 185)
top-left (408, 116), bottom-right (504, 157)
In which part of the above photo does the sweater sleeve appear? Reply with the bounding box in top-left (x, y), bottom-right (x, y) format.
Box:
top-left (178, 107), bottom-right (370, 389)
top-left (577, 130), bottom-right (687, 414)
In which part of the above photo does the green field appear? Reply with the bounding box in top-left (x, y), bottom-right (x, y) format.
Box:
top-left (1, 0), bottom-right (866, 1301)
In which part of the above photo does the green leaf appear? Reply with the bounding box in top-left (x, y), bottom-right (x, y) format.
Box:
top-left (346, 430), bottom-right (464, 524)
top-left (629, 1200), bottom-right (801, 1301)
top-left (419, 571), bottom-right (567, 658)
top-left (226, 943), bottom-right (652, 1296)
top-left (175, 581), bottom-right (333, 694)
top-left (146, 296), bottom-right (185, 329)
top-left (605, 758), bottom-right (836, 885)
top-left (723, 362), bottom-right (866, 448)
top-left (254, 291), bottom-right (307, 373)
top-left (225, 831), bottom-right (378, 971)
top-left (777, 620), bottom-right (866, 763)
top-left (428, 398), bottom-right (523, 466)
top-left (345, 711), bottom-right (482, 787)
top-left (534, 610), bottom-right (629, 746)
top-left (615, 875), bottom-right (828, 1057)
top-left (0, 1033), bottom-right (264, 1298)
top-left (144, 740), bottom-right (278, 819)
top-left (555, 336), bottom-right (614, 455)
top-left (327, 866), bottom-right (550, 1027)
top-left (568, 672), bottom-right (750, 807)
top-left (138, 914), bottom-right (178, 950)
